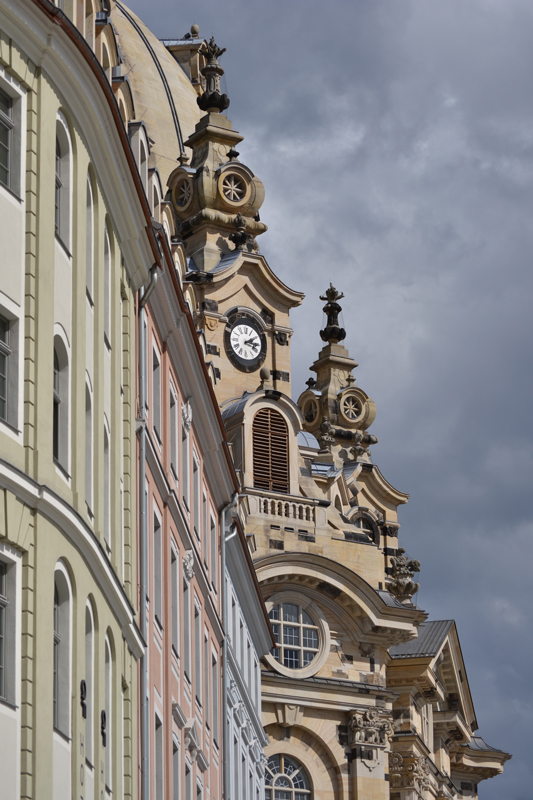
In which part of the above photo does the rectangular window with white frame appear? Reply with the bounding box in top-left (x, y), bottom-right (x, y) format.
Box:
top-left (202, 495), bottom-right (208, 570)
top-left (0, 557), bottom-right (16, 704)
top-left (194, 603), bottom-right (201, 706)
top-left (172, 738), bottom-right (180, 800)
top-left (183, 579), bottom-right (191, 682)
top-left (169, 386), bottom-right (178, 479)
top-left (171, 546), bottom-right (179, 656)
top-left (211, 653), bottom-right (219, 747)
top-left (204, 633), bottom-right (210, 730)
top-left (0, 82), bottom-right (23, 198)
top-left (193, 454), bottom-right (200, 539)
top-left (153, 512), bottom-right (162, 628)
top-left (210, 516), bottom-right (217, 591)
top-left (155, 713), bottom-right (163, 800)
top-left (0, 313), bottom-right (19, 431)
top-left (181, 410), bottom-right (189, 509)
top-left (152, 346), bottom-right (161, 443)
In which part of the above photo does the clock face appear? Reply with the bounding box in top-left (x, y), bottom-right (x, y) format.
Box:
top-left (224, 313), bottom-right (267, 372)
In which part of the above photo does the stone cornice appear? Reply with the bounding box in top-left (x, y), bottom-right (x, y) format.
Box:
top-left (0, 458), bottom-right (144, 658)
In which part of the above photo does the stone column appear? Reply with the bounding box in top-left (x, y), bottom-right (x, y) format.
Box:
top-left (348, 708), bottom-right (393, 800)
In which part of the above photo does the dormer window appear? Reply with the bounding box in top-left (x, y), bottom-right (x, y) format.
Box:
top-left (252, 408), bottom-right (289, 494)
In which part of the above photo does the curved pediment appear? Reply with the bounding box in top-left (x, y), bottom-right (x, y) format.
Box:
top-left (255, 551), bottom-right (426, 646)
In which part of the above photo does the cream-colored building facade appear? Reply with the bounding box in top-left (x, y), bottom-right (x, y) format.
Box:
top-left (0, 1), bottom-right (154, 797)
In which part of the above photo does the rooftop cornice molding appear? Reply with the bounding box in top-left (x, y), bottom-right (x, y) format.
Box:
top-left (13, 0), bottom-right (159, 288)
top-left (0, 458), bottom-right (144, 658)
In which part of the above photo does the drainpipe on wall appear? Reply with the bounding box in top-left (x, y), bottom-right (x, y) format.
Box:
top-left (221, 493), bottom-right (238, 800)
top-left (139, 264), bottom-right (158, 800)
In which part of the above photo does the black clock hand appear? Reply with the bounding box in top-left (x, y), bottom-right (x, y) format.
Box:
top-left (244, 338), bottom-right (259, 350)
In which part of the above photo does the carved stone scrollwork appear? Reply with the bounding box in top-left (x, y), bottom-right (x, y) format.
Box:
top-left (317, 416), bottom-right (336, 451)
top-left (183, 549), bottom-right (194, 581)
top-left (182, 400), bottom-right (193, 434)
top-left (348, 708), bottom-right (393, 747)
top-left (386, 547), bottom-right (421, 602)
top-left (389, 754), bottom-right (432, 796)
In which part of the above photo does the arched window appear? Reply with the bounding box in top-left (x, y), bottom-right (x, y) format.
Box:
top-left (140, 141), bottom-right (147, 191)
top-left (104, 637), bottom-right (112, 792)
top-left (85, 384), bottom-right (93, 512)
top-left (84, 602), bottom-right (94, 765)
top-left (53, 336), bottom-right (69, 471)
top-left (104, 226), bottom-right (111, 344)
top-left (55, 118), bottom-right (71, 247)
top-left (103, 424), bottom-right (110, 549)
top-left (86, 175), bottom-right (94, 299)
top-left (264, 754), bottom-right (311, 800)
top-left (252, 408), bottom-right (289, 494)
top-left (53, 566), bottom-right (71, 735)
top-left (102, 44), bottom-right (111, 81)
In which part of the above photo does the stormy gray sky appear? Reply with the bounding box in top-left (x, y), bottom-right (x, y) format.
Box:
top-left (127, 1), bottom-right (533, 795)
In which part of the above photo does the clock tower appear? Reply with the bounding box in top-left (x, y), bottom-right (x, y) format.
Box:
top-left (168, 38), bottom-right (304, 406)
top-left (170, 39), bottom-right (510, 800)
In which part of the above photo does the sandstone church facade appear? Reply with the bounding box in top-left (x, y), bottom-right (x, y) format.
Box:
top-left (0, 1), bottom-right (510, 799)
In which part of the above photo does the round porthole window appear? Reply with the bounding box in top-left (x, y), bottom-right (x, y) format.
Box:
top-left (218, 170), bottom-right (251, 207)
top-left (174, 176), bottom-right (192, 210)
top-left (341, 393), bottom-right (362, 421)
top-left (264, 593), bottom-right (330, 678)
top-left (302, 397), bottom-right (318, 425)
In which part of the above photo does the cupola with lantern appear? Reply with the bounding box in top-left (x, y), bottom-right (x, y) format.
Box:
top-left (297, 284), bottom-right (378, 464)
top-left (168, 37), bottom-right (267, 272)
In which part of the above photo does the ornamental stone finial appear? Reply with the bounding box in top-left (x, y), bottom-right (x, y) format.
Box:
top-left (319, 283), bottom-right (346, 343)
top-left (197, 36), bottom-right (230, 113)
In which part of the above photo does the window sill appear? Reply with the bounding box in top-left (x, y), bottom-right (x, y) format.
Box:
top-left (0, 418), bottom-right (21, 436)
top-left (0, 696), bottom-right (18, 711)
top-left (0, 182), bottom-right (22, 203)
top-left (53, 458), bottom-right (71, 481)
top-left (53, 726), bottom-right (71, 744)
top-left (54, 234), bottom-right (72, 259)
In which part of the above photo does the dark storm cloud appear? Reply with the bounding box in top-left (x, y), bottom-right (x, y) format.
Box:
top-left (126, 0), bottom-right (533, 795)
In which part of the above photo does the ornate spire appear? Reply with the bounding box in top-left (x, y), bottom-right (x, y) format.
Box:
top-left (197, 37), bottom-right (230, 113)
top-left (319, 283), bottom-right (346, 343)
top-left (297, 286), bottom-right (377, 464)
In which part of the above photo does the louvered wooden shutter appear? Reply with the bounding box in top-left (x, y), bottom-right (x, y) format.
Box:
top-left (253, 408), bottom-right (289, 494)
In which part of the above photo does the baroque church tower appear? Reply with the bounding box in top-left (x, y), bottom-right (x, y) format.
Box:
top-left (170, 40), bottom-right (510, 800)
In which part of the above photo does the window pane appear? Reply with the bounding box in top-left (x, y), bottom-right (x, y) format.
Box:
top-left (274, 777), bottom-right (290, 788)
top-left (0, 89), bottom-right (12, 118)
top-left (283, 649), bottom-right (299, 669)
top-left (271, 623), bottom-right (279, 643)
top-left (282, 603), bottom-right (298, 623)
top-left (0, 120), bottom-right (9, 188)
top-left (274, 792), bottom-right (291, 800)
top-left (301, 609), bottom-right (314, 625)
top-left (266, 755), bottom-right (280, 773)
top-left (302, 651), bottom-right (316, 666)
top-left (302, 628), bottom-right (318, 649)
top-left (0, 351), bottom-right (6, 420)
top-left (0, 604), bottom-right (4, 698)
top-left (283, 625), bottom-right (300, 646)
top-left (268, 604), bottom-right (279, 621)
